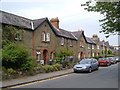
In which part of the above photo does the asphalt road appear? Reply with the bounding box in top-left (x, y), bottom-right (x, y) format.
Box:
top-left (11, 63), bottom-right (119, 88)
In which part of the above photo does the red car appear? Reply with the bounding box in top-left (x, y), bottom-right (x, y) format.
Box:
top-left (98, 58), bottom-right (111, 66)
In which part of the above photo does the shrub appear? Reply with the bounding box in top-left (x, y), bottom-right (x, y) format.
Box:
top-left (53, 63), bottom-right (61, 71)
top-left (6, 68), bottom-right (16, 75)
top-left (42, 65), bottom-right (50, 73)
top-left (2, 43), bottom-right (37, 71)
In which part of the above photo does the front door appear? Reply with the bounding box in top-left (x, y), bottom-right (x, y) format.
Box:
top-left (43, 49), bottom-right (48, 64)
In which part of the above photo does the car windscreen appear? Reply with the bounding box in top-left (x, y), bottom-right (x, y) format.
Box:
top-left (98, 58), bottom-right (106, 60)
top-left (79, 59), bottom-right (91, 64)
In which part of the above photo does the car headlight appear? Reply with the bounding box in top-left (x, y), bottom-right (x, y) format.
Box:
top-left (82, 66), bottom-right (87, 69)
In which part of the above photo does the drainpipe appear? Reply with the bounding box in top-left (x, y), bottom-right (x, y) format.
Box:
top-left (31, 21), bottom-right (35, 58)
top-left (91, 44), bottom-right (92, 58)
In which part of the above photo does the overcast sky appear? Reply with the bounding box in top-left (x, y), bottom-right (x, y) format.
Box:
top-left (1, 0), bottom-right (118, 46)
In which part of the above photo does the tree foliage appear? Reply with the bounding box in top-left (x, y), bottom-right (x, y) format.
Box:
top-left (55, 47), bottom-right (73, 58)
top-left (108, 49), bottom-right (113, 55)
top-left (2, 25), bottom-right (17, 41)
top-left (81, 1), bottom-right (120, 37)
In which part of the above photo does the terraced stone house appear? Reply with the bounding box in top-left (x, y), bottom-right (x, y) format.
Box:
top-left (1, 10), bottom-right (114, 64)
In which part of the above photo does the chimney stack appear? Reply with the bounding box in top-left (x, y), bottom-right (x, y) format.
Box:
top-left (50, 17), bottom-right (59, 29)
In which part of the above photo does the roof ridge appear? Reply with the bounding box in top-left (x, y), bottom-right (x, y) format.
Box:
top-left (32, 17), bottom-right (47, 21)
top-left (1, 10), bottom-right (32, 21)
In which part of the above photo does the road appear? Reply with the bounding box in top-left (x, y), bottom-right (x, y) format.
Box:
top-left (11, 63), bottom-right (119, 88)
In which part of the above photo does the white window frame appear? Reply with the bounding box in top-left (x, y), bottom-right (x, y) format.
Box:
top-left (42, 32), bottom-right (45, 41)
top-left (97, 45), bottom-right (99, 49)
top-left (61, 38), bottom-right (64, 46)
top-left (92, 45), bottom-right (94, 49)
top-left (69, 40), bottom-right (73, 47)
top-left (46, 33), bottom-right (50, 42)
top-left (88, 44), bottom-right (90, 49)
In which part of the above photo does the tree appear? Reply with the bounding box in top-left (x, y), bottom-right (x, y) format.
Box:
top-left (108, 49), bottom-right (113, 55)
top-left (2, 25), bottom-right (17, 41)
top-left (81, 1), bottom-right (120, 37)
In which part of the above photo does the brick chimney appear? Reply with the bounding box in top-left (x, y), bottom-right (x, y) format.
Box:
top-left (50, 17), bottom-right (59, 29)
top-left (92, 34), bottom-right (100, 42)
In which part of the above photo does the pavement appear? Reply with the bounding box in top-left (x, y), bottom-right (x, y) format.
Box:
top-left (1, 68), bottom-right (73, 88)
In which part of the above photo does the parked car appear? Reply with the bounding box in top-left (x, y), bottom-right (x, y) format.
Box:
top-left (114, 56), bottom-right (120, 63)
top-left (73, 58), bottom-right (99, 73)
top-left (98, 58), bottom-right (111, 66)
top-left (108, 57), bottom-right (117, 64)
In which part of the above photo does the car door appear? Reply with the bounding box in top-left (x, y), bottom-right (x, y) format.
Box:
top-left (92, 59), bottom-right (97, 70)
top-left (94, 59), bottom-right (98, 69)
top-left (91, 60), bottom-right (95, 70)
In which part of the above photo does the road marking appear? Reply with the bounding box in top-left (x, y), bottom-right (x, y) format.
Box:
top-left (10, 74), bottom-right (69, 88)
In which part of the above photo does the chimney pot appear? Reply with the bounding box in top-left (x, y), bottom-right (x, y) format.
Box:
top-left (50, 17), bottom-right (59, 29)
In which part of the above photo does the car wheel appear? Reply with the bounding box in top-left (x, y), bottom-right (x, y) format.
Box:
top-left (88, 67), bottom-right (92, 73)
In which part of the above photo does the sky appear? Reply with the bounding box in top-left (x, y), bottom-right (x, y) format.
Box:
top-left (0, 0), bottom-right (119, 46)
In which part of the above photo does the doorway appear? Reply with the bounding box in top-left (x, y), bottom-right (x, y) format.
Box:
top-left (43, 49), bottom-right (48, 64)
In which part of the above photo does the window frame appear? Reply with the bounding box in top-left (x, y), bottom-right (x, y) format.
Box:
top-left (61, 37), bottom-right (64, 46)
top-left (46, 32), bottom-right (50, 42)
top-left (42, 32), bottom-right (46, 42)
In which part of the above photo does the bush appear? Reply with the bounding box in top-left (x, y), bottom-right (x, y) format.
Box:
top-left (53, 63), bottom-right (62, 71)
top-left (42, 63), bottom-right (62, 73)
top-left (42, 65), bottom-right (51, 73)
top-left (2, 43), bottom-right (37, 71)
top-left (6, 68), bottom-right (16, 75)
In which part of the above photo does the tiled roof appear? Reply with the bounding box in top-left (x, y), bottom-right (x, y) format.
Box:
top-left (51, 26), bottom-right (77, 40)
top-left (1, 10), bottom-right (32, 29)
top-left (0, 10), bottom-right (88, 41)
top-left (0, 10), bottom-right (47, 30)
top-left (86, 37), bottom-right (96, 44)
top-left (33, 18), bottom-right (47, 29)
top-left (71, 31), bottom-right (83, 39)
top-left (59, 29), bottom-right (77, 40)
top-left (100, 41), bottom-right (110, 47)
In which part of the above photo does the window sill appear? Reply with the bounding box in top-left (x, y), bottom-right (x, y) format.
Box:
top-left (61, 44), bottom-right (64, 46)
top-left (42, 41), bottom-right (50, 43)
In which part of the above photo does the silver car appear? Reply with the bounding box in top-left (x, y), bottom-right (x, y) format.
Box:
top-left (73, 58), bottom-right (99, 73)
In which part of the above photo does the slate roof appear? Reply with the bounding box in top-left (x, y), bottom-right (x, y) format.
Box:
top-left (0, 10), bottom-right (83, 40)
top-left (100, 41), bottom-right (110, 47)
top-left (1, 10), bottom-right (32, 29)
top-left (41, 24), bottom-right (77, 40)
top-left (86, 37), bottom-right (96, 45)
top-left (71, 31), bottom-right (83, 39)
top-left (0, 10), bottom-right (47, 30)
top-left (58, 28), bottom-right (77, 40)
top-left (32, 18), bottom-right (47, 29)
